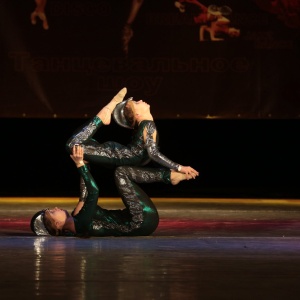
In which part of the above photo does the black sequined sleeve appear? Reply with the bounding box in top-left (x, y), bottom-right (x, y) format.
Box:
top-left (144, 121), bottom-right (180, 171)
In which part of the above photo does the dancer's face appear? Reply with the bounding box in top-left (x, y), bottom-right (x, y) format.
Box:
top-left (44, 207), bottom-right (69, 226)
top-left (124, 99), bottom-right (150, 128)
top-left (129, 100), bottom-right (150, 116)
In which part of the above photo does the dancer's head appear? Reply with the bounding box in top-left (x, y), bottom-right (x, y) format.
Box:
top-left (31, 207), bottom-right (69, 236)
top-left (31, 210), bottom-right (50, 236)
top-left (113, 98), bottom-right (151, 129)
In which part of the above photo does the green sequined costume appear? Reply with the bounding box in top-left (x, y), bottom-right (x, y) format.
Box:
top-left (66, 116), bottom-right (181, 170)
top-left (74, 165), bottom-right (171, 237)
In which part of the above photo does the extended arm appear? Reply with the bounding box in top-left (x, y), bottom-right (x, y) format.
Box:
top-left (143, 122), bottom-right (199, 178)
top-left (70, 146), bottom-right (99, 221)
top-left (71, 176), bottom-right (86, 216)
top-left (72, 162), bottom-right (93, 217)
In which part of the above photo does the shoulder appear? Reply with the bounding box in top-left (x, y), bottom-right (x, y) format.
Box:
top-left (140, 120), bottom-right (156, 133)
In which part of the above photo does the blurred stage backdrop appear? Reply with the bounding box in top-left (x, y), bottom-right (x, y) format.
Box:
top-left (1, 0), bottom-right (300, 119)
top-left (1, 0), bottom-right (300, 198)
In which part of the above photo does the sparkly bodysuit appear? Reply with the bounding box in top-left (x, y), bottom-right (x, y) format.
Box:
top-left (74, 165), bottom-right (171, 236)
top-left (66, 115), bottom-right (179, 236)
top-left (66, 116), bottom-right (180, 170)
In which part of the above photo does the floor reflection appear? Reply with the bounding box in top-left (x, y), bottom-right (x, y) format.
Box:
top-left (1, 198), bottom-right (300, 299)
top-left (31, 237), bottom-right (204, 299)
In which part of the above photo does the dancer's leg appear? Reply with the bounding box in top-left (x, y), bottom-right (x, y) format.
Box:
top-left (113, 166), bottom-right (194, 235)
top-left (65, 88), bottom-right (128, 166)
top-left (114, 166), bottom-right (171, 236)
top-left (97, 87), bottom-right (127, 125)
top-left (65, 117), bottom-right (103, 154)
top-left (66, 87), bottom-right (127, 147)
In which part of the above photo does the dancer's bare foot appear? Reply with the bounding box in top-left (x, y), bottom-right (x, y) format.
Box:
top-left (171, 170), bottom-right (193, 185)
top-left (97, 87), bottom-right (127, 125)
top-left (112, 87), bottom-right (127, 106)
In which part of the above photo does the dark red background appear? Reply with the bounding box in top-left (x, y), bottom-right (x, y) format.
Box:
top-left (1, 0), bottom-right (299, 119)
top-left (1, 1), bottom-right (299, 198)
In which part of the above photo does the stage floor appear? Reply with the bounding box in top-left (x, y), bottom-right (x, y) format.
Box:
top-left (1, 197), bottom-right (300, 299)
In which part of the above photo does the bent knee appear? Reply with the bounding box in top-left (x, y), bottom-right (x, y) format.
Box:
top-left (65, 137), bottom-right (79, 154)
top-left (115, 166), bottom-right (132, 178)
top-left (65, 141), bottom-right (73, 154)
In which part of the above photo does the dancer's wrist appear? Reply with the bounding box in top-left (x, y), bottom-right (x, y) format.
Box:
top-left (76, 161), bottom-right (84, 168)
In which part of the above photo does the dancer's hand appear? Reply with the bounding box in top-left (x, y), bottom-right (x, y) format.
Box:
top-left (70, 145), bottom-right (85, 167)
top-left (178, 165), bottom-right (199, 179)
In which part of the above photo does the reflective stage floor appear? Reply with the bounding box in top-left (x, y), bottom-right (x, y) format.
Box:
top-left (1, 197), bottom-right (300, 300)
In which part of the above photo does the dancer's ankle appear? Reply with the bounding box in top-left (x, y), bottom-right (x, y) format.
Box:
top-left (171, 171), bottom-right (193, 185)
top-left (171, 171), bottom-right (184, 185)
top-left (97, 107), bottom-right (111, 125)
top-left (96, 88), bottom-right (127, 124)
